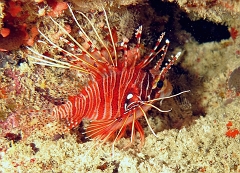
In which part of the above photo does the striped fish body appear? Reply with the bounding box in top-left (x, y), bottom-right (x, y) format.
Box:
top-left (28, 4), bottom-right (181, 146)
top-left (52, 63), bottom-right (173, 141)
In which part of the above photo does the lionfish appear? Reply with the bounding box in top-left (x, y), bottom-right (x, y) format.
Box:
top-left (27, 4), bottom-right (188, 151)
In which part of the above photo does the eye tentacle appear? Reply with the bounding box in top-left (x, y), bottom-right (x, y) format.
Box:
top-left (144, 90), bottom-right (190, 103)
top-left (141, 102), bottom-right (172, 113)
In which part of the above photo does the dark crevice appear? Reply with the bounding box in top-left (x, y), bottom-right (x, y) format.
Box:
top-left (149, 0), bottom-right (230, 44)
top-left (179, 16), bottom-right (230, 43)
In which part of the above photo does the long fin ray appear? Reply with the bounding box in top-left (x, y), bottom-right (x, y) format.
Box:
top-left (49, 17), bottom-right (101, 65)
top-left (78, 10), bottom-right (115, 66)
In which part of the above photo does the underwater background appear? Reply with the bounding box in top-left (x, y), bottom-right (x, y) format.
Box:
top-left (0, 0), bottom-right (239, 172)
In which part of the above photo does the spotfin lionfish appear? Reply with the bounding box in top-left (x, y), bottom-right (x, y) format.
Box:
top-left (27, 4), bottom-right (189, 152)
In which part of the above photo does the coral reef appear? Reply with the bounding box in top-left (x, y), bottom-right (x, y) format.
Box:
top-left (168, 0), bottom-right (240, 26)
top-left (0, 0), bottom-right (240, 172)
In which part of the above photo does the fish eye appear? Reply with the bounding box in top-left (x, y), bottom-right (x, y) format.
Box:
top-left (126, 93), bottom-right (133, 100)
top-left (124, 93), bottom-right (140, 112)
top-left (157, 80), bottom-right (164, 88)
top-left (125, 93), bottom-right (133, 111)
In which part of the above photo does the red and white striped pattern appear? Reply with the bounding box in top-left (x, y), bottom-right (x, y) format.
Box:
top-left (28, 4), bottom-right (181, 146)
top-left (52, 66), bottom-right (154, 129)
